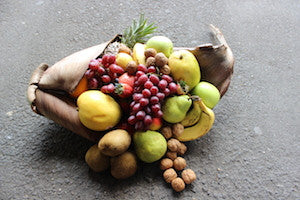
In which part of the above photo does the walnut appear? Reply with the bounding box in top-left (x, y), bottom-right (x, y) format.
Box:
top-left (181, 169), bottom-right (197, 184)
top-left (160, 158), bottom-right (173, 170)
top-left (173, 157), bottom-right (186, 171)
top-left (172, 123), bottom-right (184, 138)
top-left (118, 43), bottom-right (132, 55)
top-left (160, 65), bottom-right (170, 75)
top-left (145, 57), bottom-right (156, 67)
top-left (166, 151), bottom-right (177, 160)
top-left (177, 143), bottom-right (187, 155)
top-left (161, 126), bottom-right (172, 139)
top-left (167, 138), bottom-right (180, 152)
top-left (126, 61), bottom-right (137, 75)
top-left (171, 177), bottom-right (185, 192)
top-left (155, 53), bottom-right (168, 68)
top-left (163, 168), bottom-right (177, 183)
top-left (144, 48), bottom-right (157, 58)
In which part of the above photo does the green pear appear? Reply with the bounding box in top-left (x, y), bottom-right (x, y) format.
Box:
top-left (162, 95), bottom-right (192, 123)
top-left (168, 50), bottom-right (201, 91)
top-left (145, 36), bottom-right (173, 58)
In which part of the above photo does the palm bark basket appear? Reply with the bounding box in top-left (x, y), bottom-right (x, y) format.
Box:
top-left (27, 25), bottom-right (234, 142)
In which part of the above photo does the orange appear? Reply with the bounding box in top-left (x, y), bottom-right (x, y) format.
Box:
top-left (70, 76), bottom-right (88, 98)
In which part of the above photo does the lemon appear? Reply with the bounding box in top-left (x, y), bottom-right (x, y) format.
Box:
top-left (133, 130), bottom-right (167, 163)
top-left (116, 53), bottom-right (133, 69)
top-left (77, 90), bottom-right (121, 131)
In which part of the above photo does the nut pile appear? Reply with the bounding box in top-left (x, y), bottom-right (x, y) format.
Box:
top-left (160, 123), bottom-right (197, 192)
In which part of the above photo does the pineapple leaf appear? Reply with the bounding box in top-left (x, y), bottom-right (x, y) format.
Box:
top-left (121, 14), bottom-right (157, 48)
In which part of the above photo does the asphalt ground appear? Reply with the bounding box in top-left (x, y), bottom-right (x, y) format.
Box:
top-left (0, 0), bottom-right (299, 199)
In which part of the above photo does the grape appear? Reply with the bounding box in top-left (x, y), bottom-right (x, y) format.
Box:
top-left (163, 88), bottom-right (170, 96)
top-left (149, 74), bottom-right (160, 85)
top-left (144, 81), bottom-right (153, 89)
top-left (107, 83), bottom-right (115, 93)
top-left (109, 64), bottom-right (124, 74)
top-left (155, 110), bottom-right (163, 118)
top-left (107, 54), bottom-right (116, 64)
top-left (145, 106), bottom-right (152, 114)
top-left (137, 74), bottom-right (148, 85)
top-left (136, 110), bottom-right (146, 120)
top-left (88, 78), bottom-right (98, 89)
top-left (135, 121), bottom-right (144, 130)
top-left (130, 101), bottom-right (135, 108)
top-left (137, 64), bottom-right (148, 73)
top-left (128, 115), bottom-right (137, 125)
top-left (134, 86), bottom-right (143, 93)
top-left (132, 103), bottom-right (141, 113)
top-left (136, 71), bottom-right (145, 78)
top-left (157, 92), bottom-right (165, 101)
top-left (150, 96), bottom-right (159, 104)
top-left (151, 104), bottom-right (161, 113)
top-left (142, 89), bottom-right (151, 98)
top-left (101, 75), bottom-right (111, 83)
top-left (97, 58), bottom-right (102, 63)
top-left (158, 79), bottom-right (168, 90)
top-left (147, 66), bottom-right (157, 73)
top-left (144, 115), bottom-right (153, 125)
top-left (89, 59), bottom-right (100, 71)
top-left (85, 69), bottom-right (95, 79)
top-left (161, 74), bottom-right (173, 83)
top-left (150, 86), bottom-right (159, 95)
top-left (139, 98), bottom-right (149, 107)
top-left (97, 66), bottom-right (106, 76)
top-left (133, 93), bottom-right (143, 102)
top-left (101, 85), bottom-right (108, 93)
top-left (168, 82), bottom-right (177, 94)
top-left (101, 55), bottom-right (110, 67)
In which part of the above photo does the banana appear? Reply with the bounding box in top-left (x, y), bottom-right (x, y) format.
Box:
top-left (181, 100), bottom-right (202, 127)
top-left (176, 98), bottom-right (215, 142)
top-left (132, 43), bottom-right (146, 65)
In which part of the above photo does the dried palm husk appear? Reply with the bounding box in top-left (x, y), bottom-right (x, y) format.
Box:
top-left (27, 25), bottom-right (234, 142)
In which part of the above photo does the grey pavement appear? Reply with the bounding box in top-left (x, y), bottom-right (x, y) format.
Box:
top-left (0, 0), bottom-right (299, 199)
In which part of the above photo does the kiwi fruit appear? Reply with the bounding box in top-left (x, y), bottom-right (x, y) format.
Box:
top-left (98, 129), bottom-right (131, 157)
top-left (85, 144), bottom-right (110, 172)
top-left (110, 151), bottom-right (137, 179)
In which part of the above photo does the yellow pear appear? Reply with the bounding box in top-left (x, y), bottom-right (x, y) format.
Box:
top-left (168, 50), bottom-right (201, 91)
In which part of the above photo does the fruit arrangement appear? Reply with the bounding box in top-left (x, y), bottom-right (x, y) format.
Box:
top-left (27, 15), bottom-right (234, 192)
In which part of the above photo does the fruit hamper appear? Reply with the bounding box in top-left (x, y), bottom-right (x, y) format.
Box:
top-left (27, 16), bottom-right (234, 192)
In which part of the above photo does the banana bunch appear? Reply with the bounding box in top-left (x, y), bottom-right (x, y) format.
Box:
top-left (175, 97), bottom-right (215, 142)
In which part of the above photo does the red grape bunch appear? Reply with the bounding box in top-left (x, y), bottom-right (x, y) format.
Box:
top-left (127, 64), bottom-right (179, 131)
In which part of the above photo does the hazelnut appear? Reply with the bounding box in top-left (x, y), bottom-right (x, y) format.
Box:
top-left (160, 158), bottom-right (173, 170)
top-left (177, 143), bottom-right (187, 155)
top-left (167, 138), bottom-right (180, 152)
top-left (173, 157), bottom-right (186, 171)
top-left (163, 168), bottom-right (177, 183)
top-left (160, 65), bottom-right (171, 75)
top-left (171, 177), bottom-right (185, 192)
top-left (144, 48), bottom-right (157, 58)
top-left (161, 126), bottom-right (172, 139)
top-left (118, 43), bottom-right (132, 55)
top-left (126, 61), bottom-right (137, 75)
top-left (166, 151), bottom-right (177, 160)
top-left (145, 56), bottom-right (156, 67)
top-left (155, 53), bottom-right (168, 68)
top-left (181, 169), bottom-right (197, 184)
top-left (172, 123), bottom-right (184, 138)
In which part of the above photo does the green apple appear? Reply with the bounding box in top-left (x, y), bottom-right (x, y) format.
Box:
top-left (168, 50), bottom-right (200, 90)
top-left (145, 36), bottom-right (173, 57)
top-left (192, 81), bottom-right (220, 109)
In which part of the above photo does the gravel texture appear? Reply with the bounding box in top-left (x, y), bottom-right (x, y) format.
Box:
top-left (0, 0), bottom-right (299, 199)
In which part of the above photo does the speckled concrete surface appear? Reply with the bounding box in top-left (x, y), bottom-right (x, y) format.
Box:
top-left (0, 0), bottom-right (299, 199)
